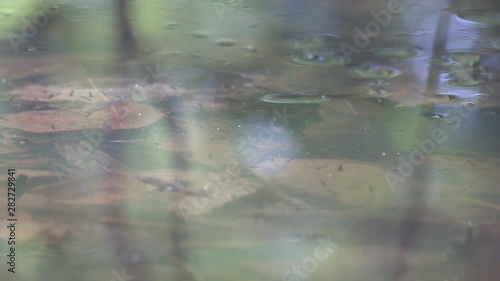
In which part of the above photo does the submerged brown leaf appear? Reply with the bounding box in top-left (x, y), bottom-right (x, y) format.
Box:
top-left (0, 102), bottom-right (164, 133)
top-left (0, 110), bottom-right (103, 133)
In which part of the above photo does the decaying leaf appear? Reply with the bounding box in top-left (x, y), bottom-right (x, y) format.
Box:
top-left (103, 102), bottom-right (166, 130)
top-left (0, 110), bottom-right (104, 133)
top-left (6, 80), bottom-right (181, 109)
top-left (0, 102), bottom-right (165, 133)
top-left (170, 175), bottom-right (262, 219)
top-left (251, 158), bottom-right (391, 207)
top-left (27, 172), bottom-right (147, 206)
top-left (6, 84), bottom-right (97, 106)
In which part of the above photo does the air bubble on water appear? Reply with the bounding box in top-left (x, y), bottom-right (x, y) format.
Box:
top-left (285, 235), bottom-right (302, 242)
top-left (217, 39), bottom-right (236, 47)
top-left (243, 45), bottom-right (257, 52)
top-left (130, 253), bottom-right (141, 263)
top-left (191, 31), bottom-right (208, 39)
top-left (164, 22), bottom-right (179, 29)
top-left (493, 39), bottom-right (500, 49)
top-left (260, 90), bottom-right (330, 104)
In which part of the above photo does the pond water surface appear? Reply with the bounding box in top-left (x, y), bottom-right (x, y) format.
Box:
top-left (0, 1), bottom-right (499, 281)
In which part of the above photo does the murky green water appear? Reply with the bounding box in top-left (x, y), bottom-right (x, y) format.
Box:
top-left (0, 1), bottom-right (499, 281)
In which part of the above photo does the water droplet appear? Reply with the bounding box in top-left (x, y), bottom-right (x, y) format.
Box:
top-left (260, 90), bottom-right (331, 104)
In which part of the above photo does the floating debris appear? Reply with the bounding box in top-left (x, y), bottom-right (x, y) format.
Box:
top-left (422, 112), bottom-right (446, 121)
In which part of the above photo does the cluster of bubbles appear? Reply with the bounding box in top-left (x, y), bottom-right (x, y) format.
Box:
top-left (261, 33), bottom-right (424, 104)
top-left (433, 51), bottom-right (485, 87)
